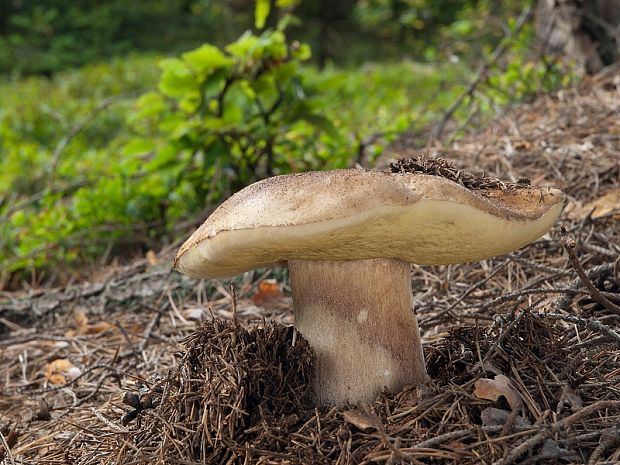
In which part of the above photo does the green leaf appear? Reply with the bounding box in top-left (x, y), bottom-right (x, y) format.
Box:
top-left (302, 114), bottom-right (340, 139)
top-left (263, 31), bottom-right (287, 59)
top-left (182, 44), bottom-right (234, 75)
top-left (158, 58), bottom-right (198, 97)
top-left (276, 13), bottom-right (301, 31)
top-left (145, 143), bottom-right (179, 171)
top-left (123, 138), bottom-right (155, 157)
top-left (292, 43), bottom-right (311, 60)
top-left (222, 103), bottom-right (243, 124)
top-left (226, 32), bottom-right (260, 58)
top-left (203, 138), bottom-right (229, 169)
top-left (275, 0), bottom-right (299, 7)
top-left (255, 0), bottom-right (270, 29)
top-left (202, 69), bottom-right (228, 98)
top-left (129, 91), bottom-right (165, 123)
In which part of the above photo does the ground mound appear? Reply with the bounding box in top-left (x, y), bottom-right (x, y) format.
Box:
top-left (65, 311), bottom-right (620, 464)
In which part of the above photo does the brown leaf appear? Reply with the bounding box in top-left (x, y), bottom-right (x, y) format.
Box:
top-left (84, 321), bottom-right (115, 334)
top-left (74, 311), bottom-right (89, 332)
top-left (446, 441), bottom-right (468, 449)
top-left (513, 140), bottom-right (530, 151)
top-left (146, 250), bottom-right (159, 265)
top-left (70, 310), bottom-right (114, 335)
top-left (45, 359), bottom-right (80, 385)
top-left (252, 279), bottom-right (282, 305)
top-left (480, 407), bottom-right (531, 427)
top-left (567, 188), bottom-right (620, 219)
top-left (342, 409), bottom-right (376, 432)
top-left (474, 374), bottom-right (523, 412)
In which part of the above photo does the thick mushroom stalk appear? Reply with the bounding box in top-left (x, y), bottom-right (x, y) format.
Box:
top-left (289, 258), bottom-right (428, 404)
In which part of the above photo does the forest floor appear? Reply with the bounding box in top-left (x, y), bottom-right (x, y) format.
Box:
top-left (1, 67), bottom-right (619, 465)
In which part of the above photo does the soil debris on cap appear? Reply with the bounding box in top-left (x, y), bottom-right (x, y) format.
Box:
top-left (389, 155), bottom-right (531, 191)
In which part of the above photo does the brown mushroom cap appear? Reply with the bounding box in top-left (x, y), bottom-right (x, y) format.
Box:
top-left (175, 169), bottom-right (565, 279)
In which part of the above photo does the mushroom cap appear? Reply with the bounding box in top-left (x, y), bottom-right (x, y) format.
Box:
top-left (175, 169), bottom-right (565, 279)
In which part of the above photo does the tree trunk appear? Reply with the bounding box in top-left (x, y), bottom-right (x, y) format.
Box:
top-left (536, 0), bottom-right (620, 74)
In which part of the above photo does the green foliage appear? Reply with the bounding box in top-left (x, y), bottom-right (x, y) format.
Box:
top-left (0, 52), bottom-right (467, 276)
top-left (311, 61), bottom-right (465, 160)
top-left (356, 0), bottom-right (475, 39)
top-left (0, 0), bottom-right (250, 75)
top-left (0, 0), bottom-right (537, 75)
top-left (0, 55), bottom-right (160, 272)
top-left (481, 20), bottom-right (577, 106)
top-left (126, 27), bottom-right (339, 218)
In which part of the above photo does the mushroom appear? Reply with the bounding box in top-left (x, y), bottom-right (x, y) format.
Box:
top-left (174, 169), bottom-right (564, 404)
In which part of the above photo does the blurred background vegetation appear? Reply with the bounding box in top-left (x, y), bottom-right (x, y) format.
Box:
top-left (2, 0), bottom-right (614, 288)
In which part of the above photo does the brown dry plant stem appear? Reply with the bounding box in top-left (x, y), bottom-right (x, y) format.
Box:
top-left (0, 429), bottom-right (18, 465)
top-left (561, 233), bottom-right (620, 316)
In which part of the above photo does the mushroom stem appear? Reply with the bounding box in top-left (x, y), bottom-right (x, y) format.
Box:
top-left (289, 258), bottom-right (429, 404)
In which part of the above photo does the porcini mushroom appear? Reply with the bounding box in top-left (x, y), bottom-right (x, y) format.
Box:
top-left (174, 169), bottom-right (564, 404)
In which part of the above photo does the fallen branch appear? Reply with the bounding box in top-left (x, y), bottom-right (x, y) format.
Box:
top-left (545, 311), bottom-right (620, 346)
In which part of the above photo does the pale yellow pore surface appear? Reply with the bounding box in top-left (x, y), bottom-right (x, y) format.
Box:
top-left (174, 170), bottom-right (565, 278)
top-left (175, 199), bottom-right (564, 279)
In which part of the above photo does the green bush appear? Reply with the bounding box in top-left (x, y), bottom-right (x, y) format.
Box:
top-left (0, 55), bottom-right (160, 272)
top-left (0, 55), bottom-right (466, 277)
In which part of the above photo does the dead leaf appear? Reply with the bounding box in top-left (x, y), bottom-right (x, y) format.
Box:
top-left (342, 409), bottom-right (376, 432)
top-left (566, 188), bottom-right (620, 219)
top-left (45, 359), bottom-right (81, 385)
top-left (474, 374), bottom-right (523, 412)
top-left (146, 250), bottom-right (159, 265)
top-left (446, 441), bottom-right (468, 449)
top-left (252, 279), bottom-right (282, 305)
top-left (75, 311), bottom-right (89, 331)
top-left (480, 407), bottom-right (531, 427)
top-left (513, 140), bottom-right (530, 151)
top-left (67, 311), bottom-right (114, 336)
top-left (85, 321), bottom-right (115, 334)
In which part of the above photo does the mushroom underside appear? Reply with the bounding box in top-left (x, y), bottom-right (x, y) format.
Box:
top-left (176, 199), bottom-right (564, 279)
